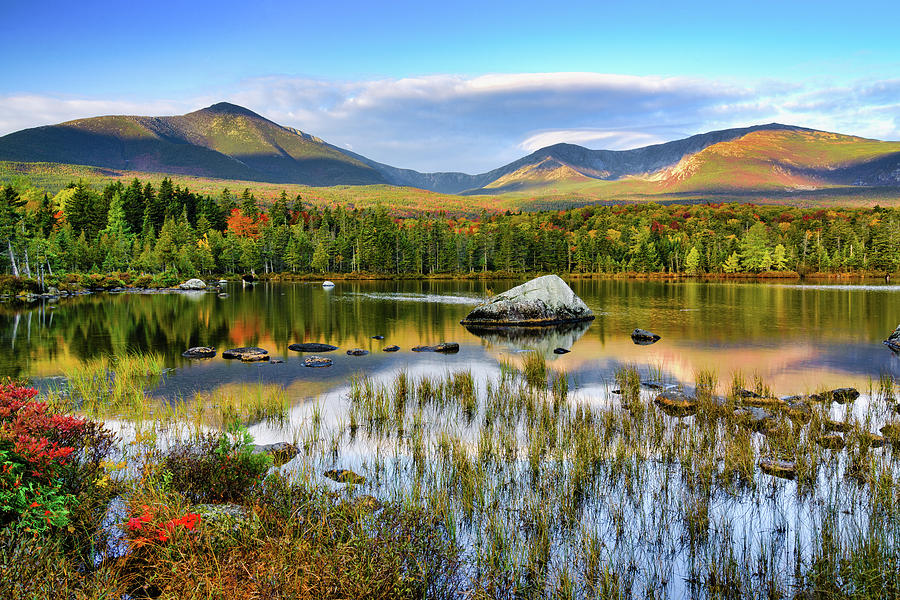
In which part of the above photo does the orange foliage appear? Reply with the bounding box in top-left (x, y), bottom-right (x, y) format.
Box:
top-left (226, 209), bottom-right (269, 239)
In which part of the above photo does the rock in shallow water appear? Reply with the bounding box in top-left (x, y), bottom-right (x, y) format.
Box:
top-left (885, 324), bottom-right (900, 352)
top-left (654, 390), bottom-right (698, 416)
top-left (346, 348), bottom-right (369, 356)
top-left (289, 342), bottom-right (338, 352)
top-left (221, 347), bottom-right (269, 361)
top-left (553, 347), bottom-right (570, 354)
top-left (810, 388), bottom-right (860, 403)
top-left (303, 356), bottom-right (333, 367)
top-left (182, 346), bottom-right (216, 359)
top-left (324, 469), bottom-right (366, 485)
top-left (179, 278), bottom-right (207, 290)
top-left (251, 442), bottom-right (299, 466)
top-left (382, 345), bottom-right (400, 352)
top-left (411, 342), bottom-right (459, 353)
top-left (460, 275), bottom-right (594, 326)
top-left (630, 328), bottom-right (661, 345)
top-left (759, 458), bottom-right (796, 479)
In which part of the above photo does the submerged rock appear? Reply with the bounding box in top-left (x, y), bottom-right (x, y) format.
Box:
top-left (734, 406), bottom-right (777, 433)
top-left (411, 342), bottom-right (459, 353)
top-left (553, 347), bottom-right (570, 354)
top-left (885, 324), bottom-right (900, 352)
top-left (371, 335), bottom-right (385, 340)
top-left (289, 342), bottom-right (338, 352)
top-left (179, 278), bottom-right (207, 290)
top-left (861, 433), bottom-right (887, 449)
top-left (324, 469), bottom-right (366, 485)
top-left (815, 434), bottom-right (846, 450)
top-left (641, 380), bottom-right (675, 391)
top-left (251, 442), bottom-right (299, 467)
top-left (303, 356), bottom-right (333, 368)
top-left (811, 388), bottom-right (860, 403)
top-left (221, 347), bottom-right (269, 362)
top-left (759, 458), bottom-right (796, 479)
top-left (382, 345), bottom-right (400, 352)
top-left (881, 423), bottom-right (900, 440)
top-left (182, 346), bottom-right (216, 359)
top-left (654, 390), bottom-right (698, 416)
top-left (460, 275), bottom-right (594, 326)
top-left (346, 348), bottom-right (369, 356)
top-left (822, 419), bottom-right (851, 433)
top-left (783, 398), bottom-right (812, 423)
top-left (630, 329), bottom-right (661, 345)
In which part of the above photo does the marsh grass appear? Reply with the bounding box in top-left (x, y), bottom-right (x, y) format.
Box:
top-left (14, 356), bottom-right (900, 599)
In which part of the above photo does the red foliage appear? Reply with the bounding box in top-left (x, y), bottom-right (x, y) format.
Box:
top-left (127, 505), bottom-right (201, 545)
top-left (0, 385), bottom-right (86, 478)
top-left (226, 209), bottom-right (269, 239)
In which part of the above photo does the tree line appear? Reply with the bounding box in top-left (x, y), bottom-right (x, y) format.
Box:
top-left (1, 178), bottom-right (899, 281)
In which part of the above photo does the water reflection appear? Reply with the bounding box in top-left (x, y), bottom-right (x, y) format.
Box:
top-left (2, 279), bottom-right (899, 397)
top-left (463, 320), bottom-right (591, 358)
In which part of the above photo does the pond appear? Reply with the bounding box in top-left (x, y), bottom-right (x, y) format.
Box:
top-left (3, 278), bottom-right (899, 399)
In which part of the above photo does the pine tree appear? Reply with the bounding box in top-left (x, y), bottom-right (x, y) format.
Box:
top-left (722, 251), bottom-right (742, 273)
top-left (311, 239), bottom-right (329, 273)
top-left (240, 188), bottom-right (259, 221)
top-left (772, 244), bottom-right (788, 271)
top-left (739, 223), bottom-right (770, 272)
top-left (684, 246), bottom-right (702, 274)
top-left (64, 181), bottom-right (94, 237)
top-left (35, 193), bottom-right (57, 237)
top-left (123, 178), bottom-right (146, 233)
top-left (0, 185), bottom-right (26, 275)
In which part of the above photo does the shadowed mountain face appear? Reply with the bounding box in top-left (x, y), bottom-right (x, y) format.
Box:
top-left (2, 103), bottom-right (899, 195)
top-left (0, 103), bottom-right (387, 186)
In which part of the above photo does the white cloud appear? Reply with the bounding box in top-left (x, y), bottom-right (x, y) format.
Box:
top-left (519, 130), bottom-right (666, 152)
top-left (0, 73), bottom-right (898, 173)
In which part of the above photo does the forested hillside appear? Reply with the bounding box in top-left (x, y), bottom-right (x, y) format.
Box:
top-left (0, 177), bottom-right (898, 283)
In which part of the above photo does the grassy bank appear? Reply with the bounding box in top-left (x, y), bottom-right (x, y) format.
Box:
top-left (2, 355), bottom-right (899, 598)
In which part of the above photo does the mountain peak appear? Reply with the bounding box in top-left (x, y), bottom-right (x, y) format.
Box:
top-left (197, 102), bottom-right (264, 118)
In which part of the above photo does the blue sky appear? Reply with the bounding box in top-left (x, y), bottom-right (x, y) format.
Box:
top-left (1, 0), bottom-right (898, 172)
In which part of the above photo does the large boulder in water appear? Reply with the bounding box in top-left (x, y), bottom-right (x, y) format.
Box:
top-left (179, 278), bottom-right (207, 290)
top-left (885, 324), bottom-right (900, 353)
top-left (460, 275), bottom-right (594, 326)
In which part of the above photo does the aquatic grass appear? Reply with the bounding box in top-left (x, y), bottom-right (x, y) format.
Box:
top-left (522, 352), bottom-right (547, 389)
top-left (19, 358), bottom-right (900, 599)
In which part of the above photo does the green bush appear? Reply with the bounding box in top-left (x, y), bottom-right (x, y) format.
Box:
top-left (0, 276), bottom-right (41, 295)
top-left (149, 271), bottom-right (180, 289)
top-left (133, 274), bottom-right (153, 288)
top-left (160, 426), bottom-right (272, 503)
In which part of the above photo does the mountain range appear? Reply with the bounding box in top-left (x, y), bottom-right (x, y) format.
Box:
top-left (1, 102), bottom-right (899, 198)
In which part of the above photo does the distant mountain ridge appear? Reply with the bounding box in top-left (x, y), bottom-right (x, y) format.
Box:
top-left (0, 102), bottom-right (387, 186)
top-left (1, 103), bottom-right (899, 197)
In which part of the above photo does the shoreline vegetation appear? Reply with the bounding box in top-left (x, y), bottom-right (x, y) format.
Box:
top-left (0, 176), bottom-right (897, 291)
top-left (1, 354), bottom-right (899, 598)
top-left (0, 269), bottom-right (897, 302)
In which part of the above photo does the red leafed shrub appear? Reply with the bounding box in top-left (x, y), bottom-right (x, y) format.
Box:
top-left (0, 383), bottom-right (115, 533)
top-left (126, 504), bottom-right (202, 546)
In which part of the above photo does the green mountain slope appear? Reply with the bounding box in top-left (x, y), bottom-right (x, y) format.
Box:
top-left (0, 103), bottom-right (387, 186)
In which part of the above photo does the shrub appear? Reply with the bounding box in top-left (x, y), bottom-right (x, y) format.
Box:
top-left (160, 426), bottom-right (271, 503)
top-left (0, 384), bottom-right (115, 534)
top-left (0, 275), bottom-right (41, 296)
top-left (133, 274), bottom-right (153, 288)
top-left (149, 271), bottom-right (180, 289)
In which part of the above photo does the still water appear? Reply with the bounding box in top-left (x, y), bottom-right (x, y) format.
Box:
top-left (2, 279), bottom-right (899, 399)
